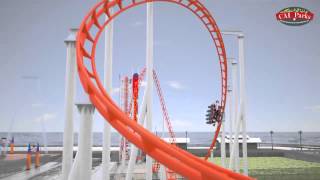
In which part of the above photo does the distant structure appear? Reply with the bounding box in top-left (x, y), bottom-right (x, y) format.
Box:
top-left (217, 135), bottom-right (262, 150)
top-left (1, 138), bottom-right (7, 157)
top-left (162, 138), bottom-right (190, 150)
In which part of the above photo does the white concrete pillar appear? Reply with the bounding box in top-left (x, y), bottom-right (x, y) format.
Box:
top-left (233, 105), bottom-right (241, 173)
top-left (229, 60), bottom-right (240, 172)
top-left (68, 152), bottom-right (80, 180)
top-left (102, 9), bottom-right (114, 180)
top-left (234, 59), bottom-right (240, 173)
top-left (126, 92), bottom-right (148, 180)
top-left (69, 103), bottom-right (95, 180)
top-left (62, 28), bottom-right (78, 180)
top-left (146, 2), bottom-right (154, 180)
top-left (159, 165), bottom-right (166, 180)
top-left (159, 104), bottom-right (166, 180)
top-left (126, 146), bottom-right (138, 180)
top-left (227, 86), bottom-right (233, 164)
top-left (221, 31), bottom-right (246, 174)
top-left (221, 114), bottom-right (226, 168)
top-left (210, 148), bottom-right (214, 163)
top-left (238, 35), bottom-right (248, 175)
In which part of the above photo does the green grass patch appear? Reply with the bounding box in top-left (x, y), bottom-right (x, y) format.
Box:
top-left (208, 157), bottom-right (320, 170)
top-left (204, 157), bottom-right (320, 180)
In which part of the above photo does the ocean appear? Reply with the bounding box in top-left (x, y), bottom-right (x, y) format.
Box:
top-left (0, 132), bottom-right (319, 147)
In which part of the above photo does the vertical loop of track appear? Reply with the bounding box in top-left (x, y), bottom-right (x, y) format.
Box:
top-left (76, 0), bottom-right (250, 179)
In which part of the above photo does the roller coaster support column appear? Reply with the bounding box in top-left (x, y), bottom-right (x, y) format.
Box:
top-left (69, 103), bottom-right (95, 180)
top-left (227, 58), bottom-right (235, 161)
top-left (223, 31), bottom-right (248, 175)
top-left (227, 85), bottom-right (233, 164)
top-left (62, 28), bottom-right (77, 180)
top-left (159, 109), bottom-right (166, 180)
top-left (229, 59), bottom-right (239, 172)
top-left (102, 8), bottom-right (114, 180)
top-left (125, 94), bottom-right (147, 180)
top-left (238, 34), bottom-right (248, 176)
top-left (146, 2), bottom-right (154, 180)
top-left (229, 61), bottom-right (240, 172)
top-left (221, 113), bottom-right (226, 167)
top-left (159, 165), bottom-right (166, 180)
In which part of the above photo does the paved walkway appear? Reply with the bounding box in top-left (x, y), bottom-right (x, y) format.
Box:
top-left (3, 162), bottom-right (59, 180)
top-left (91, 162), bottom-right (117, 179)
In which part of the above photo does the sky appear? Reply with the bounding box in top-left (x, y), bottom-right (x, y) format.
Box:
top-left (0, 0), bottom-right (319, 132)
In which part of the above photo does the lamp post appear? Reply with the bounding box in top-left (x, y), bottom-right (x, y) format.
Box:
top-left (270, 131), bottom-right (274, 150)
top-left (185, 131), bottom-right (188, 149)
top-left (298, 130), bottom-right (302, 151)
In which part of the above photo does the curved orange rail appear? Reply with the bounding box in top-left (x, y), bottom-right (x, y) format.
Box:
top-left (76, 0), bottom-right (251, 179)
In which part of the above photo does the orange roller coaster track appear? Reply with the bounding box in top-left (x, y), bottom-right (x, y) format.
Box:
top-left (76, 0), bottom-right (252, 179)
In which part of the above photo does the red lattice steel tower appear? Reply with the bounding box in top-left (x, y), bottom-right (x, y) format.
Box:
top-left (132, 73), bottom-right (139, 122)
top-left (120, 76), bottom-right (130, 161)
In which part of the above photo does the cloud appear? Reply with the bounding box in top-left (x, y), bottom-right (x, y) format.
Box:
top-left (34, 113), bottom-right (56, 122)
top-left (167, 81), bottom-right (185, 90)
top-left (304, 105), bottom-right (320, 112)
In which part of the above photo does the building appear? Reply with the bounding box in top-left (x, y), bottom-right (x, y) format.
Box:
top-left (162, 138), bottom-right (190, 150)
top-left (217, 135), bottom-right (262, 151)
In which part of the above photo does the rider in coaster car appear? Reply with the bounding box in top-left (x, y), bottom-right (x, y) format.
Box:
top-left (213, 100), bottom-right (222, 126)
